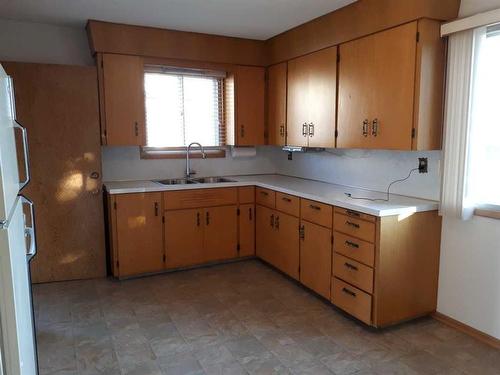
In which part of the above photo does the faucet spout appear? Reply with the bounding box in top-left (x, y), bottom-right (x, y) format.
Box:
top-left (186, 142), bottom-right (207, 179)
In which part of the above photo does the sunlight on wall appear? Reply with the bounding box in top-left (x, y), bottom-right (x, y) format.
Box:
top-left (56, 171), bottom-right (83, 202)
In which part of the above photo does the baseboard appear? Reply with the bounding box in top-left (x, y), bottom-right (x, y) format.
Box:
top-left (433, 312), bottom-right (500, 350)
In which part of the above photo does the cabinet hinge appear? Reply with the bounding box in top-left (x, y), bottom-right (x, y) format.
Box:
top-left (416, 32), bottom-right (420, 43)
top-left (331, 235), bottom-right (334, 245)
top-left (298, 265), bottom-right (301, 274)
top-left (335, 129), bottom-right (339, 138)
top-left (237, 243), bottom-right (240, 252)
top-left (337, 53), bottom-right (340, 63)
top-left (411, 128), bottom-right (416, 138)
top-left (113, 201), bottom-right (117, 210)
top-left (237, 208), bottom-right (240, 216)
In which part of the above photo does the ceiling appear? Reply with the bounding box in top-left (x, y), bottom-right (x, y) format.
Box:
top-left (0, 0), bottom-right (357, 40)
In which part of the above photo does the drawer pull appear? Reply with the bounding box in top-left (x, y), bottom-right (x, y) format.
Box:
top-left (249, 207), bottom-right (253, 221)
top-left (309, 204), bottom-right (321, 211)
top-left (344, 262), bottom-right (358, 271)
top-left (154, 202), bottom-right (159, 216)
top-left (342, 287), bottom-right (357, 297)
top-left (282, 197), bottom-right (292, 202)
top-left (196, 212), bottom-right (200, 226)
top-left (260, 191), bottom-right (269, 196)
top-left (275, 215), bottom-right (280, 230)
top-left (206, 211), bottom-right (210, 225)
top-left (345, 240), bottom-right (359, 249)
top-left (345, 221), bottom-right (360, 229)
top-left (346, 210), bottom-right (360, 217)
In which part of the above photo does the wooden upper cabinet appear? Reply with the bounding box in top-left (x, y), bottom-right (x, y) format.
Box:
top-left (99, 53), bottom-right (146, 146)
top-left (227, 65), bottom-right (265, 146)
top-left (287, 46), bottom-right (337, 148)
top-left (267, 63), bottom-right (287, 146)
top-left (337, 20), bottom-right (445, 150)
top-left (114, 193), bottom-right (164, 277)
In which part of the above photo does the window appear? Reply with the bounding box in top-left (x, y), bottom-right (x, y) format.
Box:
top-left (143, 66), bottom-right (226, 155)
top-left (466, 24), bottom-right (500, 211)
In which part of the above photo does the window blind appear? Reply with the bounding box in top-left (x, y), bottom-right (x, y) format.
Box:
top-left (144, 66), bottom-right (226, 148)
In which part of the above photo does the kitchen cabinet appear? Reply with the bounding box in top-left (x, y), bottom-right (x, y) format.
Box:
top-left (226, 66), bottom-right (265, 146)
top-left (256, 205), bottom-right (276, 265)
top-left (287, 46), bottom-right (337, 148)
top-left (111, 193), bottom-right (164, 277)
top-left (204, 205), bottom-right (238, 262)
top-left (300, 220), bottom-right (332, 299)
top-left (267, 63), bottom-right (287, 146)
top-left (98, 53), bottom-right (146, 146)
top-left (337, 20), bottom-right (445, 150)
top-left (239, 203), bottom-right (255, 257)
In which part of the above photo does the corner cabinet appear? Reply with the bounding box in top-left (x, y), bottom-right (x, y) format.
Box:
top-left (226, 66), bottom-right (266, 146)
top-left (337, 20), bottom-right (445, 150)
top-left (97, 53), bottom-right (146, 146)
top-left (287, 46), bottom-right (337, 148)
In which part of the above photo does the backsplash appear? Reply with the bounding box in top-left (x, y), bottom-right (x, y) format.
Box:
top-left (102, 146), bottom-right (441, 201)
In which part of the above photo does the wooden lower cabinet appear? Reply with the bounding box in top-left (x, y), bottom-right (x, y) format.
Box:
top-left (275, 212), bottom-right (300, 280)
top-left (164, 209), bottom-right (204, 268)
top-left (256, 205), bottom-right (276, 265)
top-left (332, 278), bottom-right (372, 325)
top-left (112, 192), bottom-right (164, 277)
top-left (300, 221), bottom-right (332, 299)
top-left (204, 206), bottom-right (238, 262)
top-left (239, 204), bottom-right (255, 257)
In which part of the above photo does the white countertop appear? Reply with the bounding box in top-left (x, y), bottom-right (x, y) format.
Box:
top-left (104, 174), bottom-right (439, 217)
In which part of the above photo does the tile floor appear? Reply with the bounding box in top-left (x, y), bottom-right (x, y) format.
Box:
top-left (33, 260), bottom-right (500, 375)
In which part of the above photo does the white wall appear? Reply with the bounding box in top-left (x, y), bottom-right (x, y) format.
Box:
top-left (436, 0), bottom-right (500, 340)
top-left (0, 19), bottom-right (92, 66)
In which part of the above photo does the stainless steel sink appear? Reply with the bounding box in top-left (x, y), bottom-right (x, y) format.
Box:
top-left (192, 177), bottom-right (235, 183)
top-left (154, 178), bottom-right (198, 185)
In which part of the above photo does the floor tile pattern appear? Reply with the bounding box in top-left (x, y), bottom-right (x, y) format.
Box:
top-left (33, 260), bottom-right (500, 375)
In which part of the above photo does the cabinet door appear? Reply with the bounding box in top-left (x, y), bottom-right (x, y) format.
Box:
top-left (307, 47), bottom-right (337, 148)
top-left (256, 205), bottom-right (277, 265)
top-left (300, 221), bottom-right (332, 299)
top-left (337, 22), bottom-right (417, 150)
top-left (275, 213), bottom-right (300, 280)
top-left (239, 204), bottom-right (255, 257)
top-left (204, 206), bottom-right (238, 262)
top-left (287, 55), bottom-right (310, 147)
top-left (165, 209), bottom-right (204, 268)
top-left (236, 66), bottom-right (265, 146)
top-left (101, 54), bottom-right (146, 146)
top-left (267, 63), bottom-right (287, 146)
top-left (115, 193), bottom-right (163, 277)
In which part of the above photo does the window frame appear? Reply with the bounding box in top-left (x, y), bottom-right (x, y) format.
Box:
top-left (141, 63), bottom-right (228, 159)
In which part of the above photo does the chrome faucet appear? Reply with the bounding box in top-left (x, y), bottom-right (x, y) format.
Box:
top-left (185, 142), bottom-right (207, 179)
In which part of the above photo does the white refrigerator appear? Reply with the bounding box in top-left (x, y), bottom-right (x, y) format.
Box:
top-left (0, 65), bottom-right (38, 374)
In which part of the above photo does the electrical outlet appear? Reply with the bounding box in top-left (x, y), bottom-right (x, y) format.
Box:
top-left (418, 157), bottom-right (428, 173)
top-left (287, 151), bottom-right (293, 161)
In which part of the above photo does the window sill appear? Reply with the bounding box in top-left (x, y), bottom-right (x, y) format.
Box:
top-left (140, 147), bottom-right (226, 159)
top-left (474, 208), bottom-right (500, 220)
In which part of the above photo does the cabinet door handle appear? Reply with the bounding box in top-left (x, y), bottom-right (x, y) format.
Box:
top-left (346, 210), bottom-right (361, 218)
top-left (134, 122), bottom-right (139, 137)
top-left (206, 211), bottom-right (210, 225)
top-left (299, 224), bottom-right (305, 240)
top-left (282, 197), bottom-right (292, 203)
top-left (249, 207), bottom-right (253, 221)
top-left (345, 221), bottom-right (360, 229)
top-left (342, 287), bottom-right (357, 297)
top-left (372, 118), bottom-right (379, 137)
top-left (279, 125), bottom-right (285, 137)
top-left (309, 204), bottom-right (321, 211)
top-left (344, 262), bottom-right (358, 271)
top-left (275, 215), bottom-right (280, 230)
top-left (197, 212), bottom-right (200, 226)
top-left (362, 119), bottom-right (369, 137)
top-left (154, 202), bottom-right (159, 216)
top-left (270, 214), bottom-right (274, 228)
top-left (345, 240), bottom-right (359, 249)
top-left (260, 191), bottom-right (269, 196)
top-left (240, 124), bottom-right (245, 138)
top-left (302, 123), bottom-right (308, 137)
top-left (308, 123), bottom-right (314, 137)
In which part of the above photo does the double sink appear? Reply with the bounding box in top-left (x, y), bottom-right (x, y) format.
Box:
top-left (154, 176), bottom-right (235, 186)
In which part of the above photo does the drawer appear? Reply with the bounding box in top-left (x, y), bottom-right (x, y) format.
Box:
top-left (333, 253), bottom-right (374, 294)
top-left (300, 199), bottom-right (333, 228)
top-left (256, 187), bottom-right (276, 208)
top-left (335, 207), bottom-right (376, 223)
top-left (334, 232), bottom-right (375, 267)
top-left (276, 192), bottom-right (300, 217)
top-left (239, 186), bottom-right (255, 204)
top-left (164, 188), bottom-right (237, 210)
top-left (332, 278), bottom-right (372, 325)
top-left (334, 213), bottom-right (375, 243)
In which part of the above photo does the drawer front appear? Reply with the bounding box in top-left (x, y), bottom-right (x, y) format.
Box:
top-left (332, 278), bottom-right (372, 325)
top-left (334, 232), bottom-right (375, 267)
top-left (256, 187), bottom-right (276, 208)
top-left (300, 199), bottom-right (333, 228)
top-left (164, 188), bottom-right (237, 210)
top-left (333, 253), bottom-right (374, 294)
top-left (276, 192), bottom-right (300, 217)
top-left (335, 207), bottom-right (376, 223)
top-left (239, 186), bottom-right (255, 204)
top-left (334, 213), bottom-right (375, 243)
